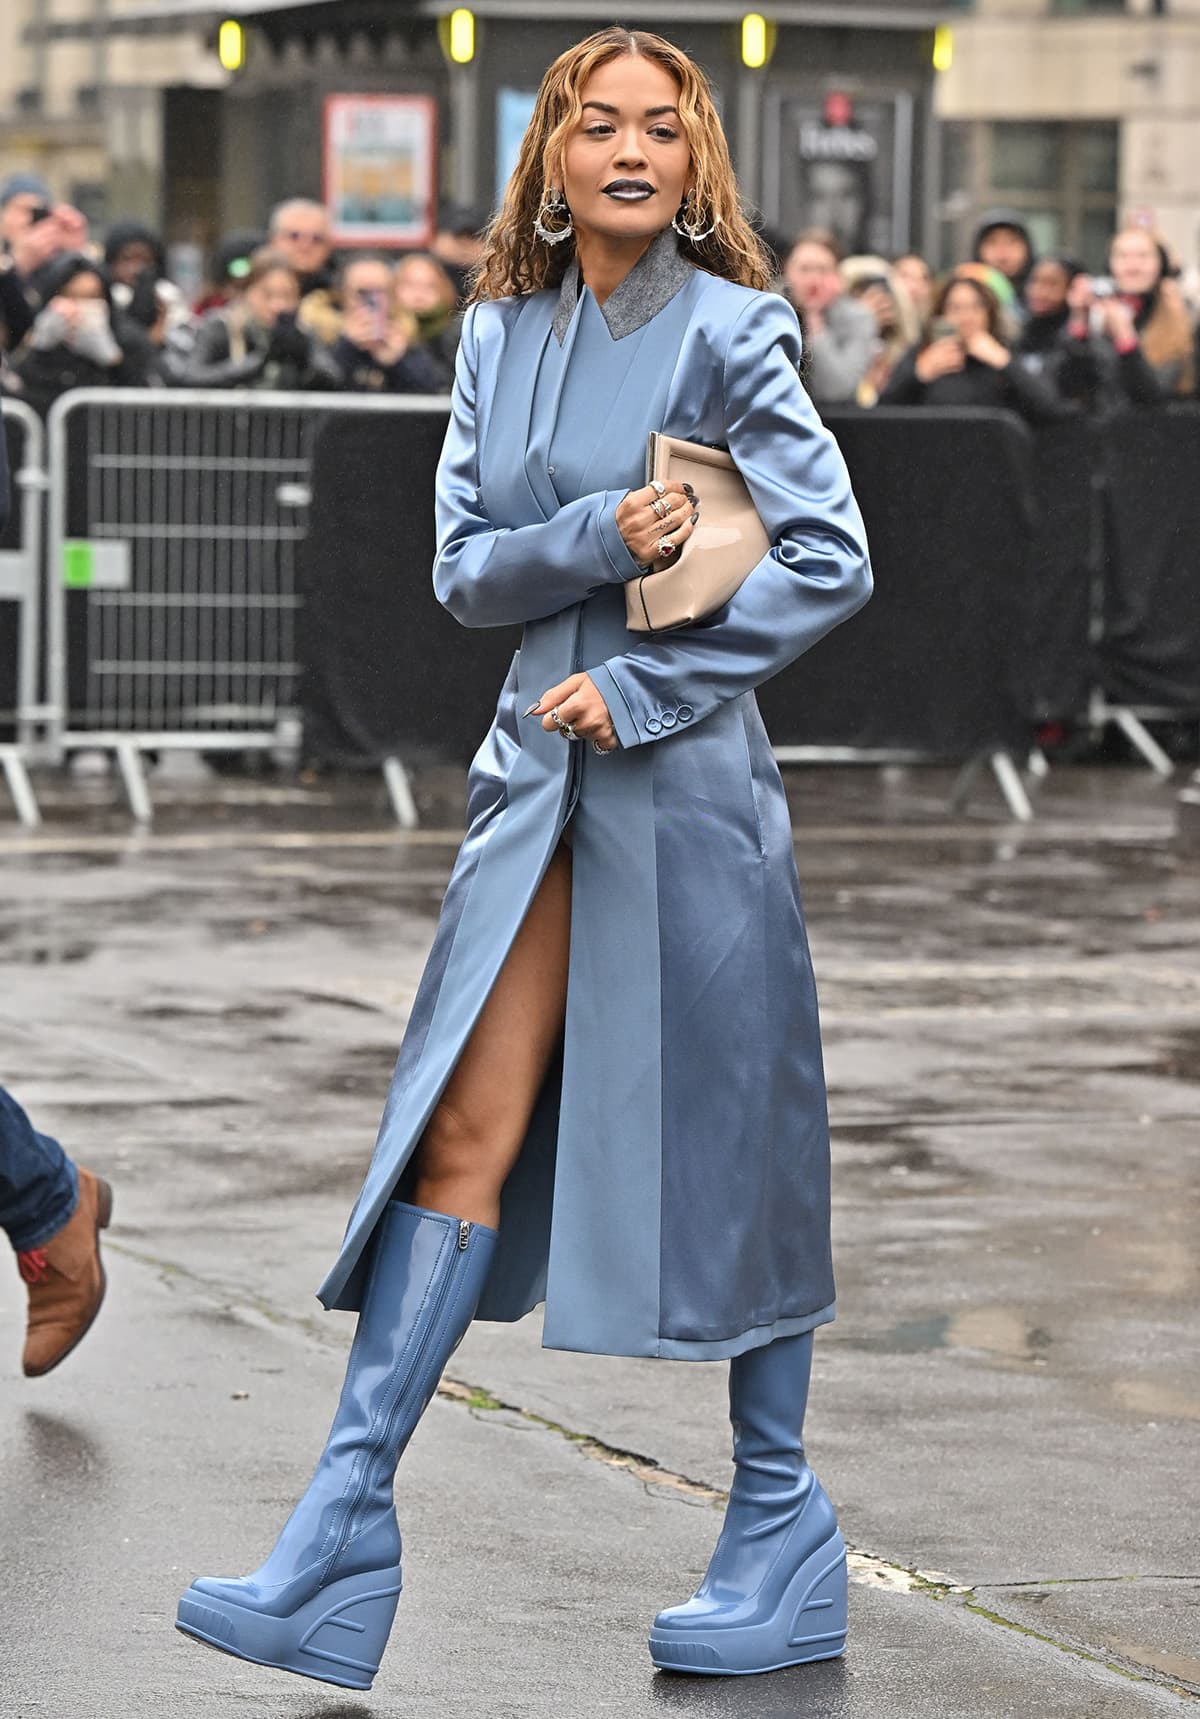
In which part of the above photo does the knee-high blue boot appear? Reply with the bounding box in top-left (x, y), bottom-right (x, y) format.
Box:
top-left (649, 1331), bottom-right (847, 1675)
top-left (176, 1201), bottom-right (497, 1691)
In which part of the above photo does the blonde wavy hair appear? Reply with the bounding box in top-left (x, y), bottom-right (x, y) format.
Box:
top-left (470, 27), bottom-right (771, 301)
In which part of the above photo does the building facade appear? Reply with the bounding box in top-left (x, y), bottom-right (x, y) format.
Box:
top-left (1, 0), bottom-right (1198, 276)
top-left (934, 0), bottom-right (1200, 269)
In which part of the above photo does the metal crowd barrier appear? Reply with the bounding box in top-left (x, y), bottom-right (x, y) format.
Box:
top-left (44, 388), bottom-right (449, 825)
top-left (0, 398), bottom-right (47, 826)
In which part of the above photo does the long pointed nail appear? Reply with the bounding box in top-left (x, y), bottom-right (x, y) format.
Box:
top-left (522, 701), bottom-right (541, 717)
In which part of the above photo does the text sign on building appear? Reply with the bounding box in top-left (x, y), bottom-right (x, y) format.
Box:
top-left (763, 89), bottom-right (914, 257)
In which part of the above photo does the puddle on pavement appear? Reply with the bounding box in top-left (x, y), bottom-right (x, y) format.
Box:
top-left (849, 1304), bottom-right (1052, 1365)
top-left (3, 938), bottom-right (95, 965)
top-left (128, 1000), bottom-right (287, 1023)
top-left (312, 1044), bottom-right (401, 1096)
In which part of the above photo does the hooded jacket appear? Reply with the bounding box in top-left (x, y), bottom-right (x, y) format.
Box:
top-left (973, 208), bottom-right (1035, 304)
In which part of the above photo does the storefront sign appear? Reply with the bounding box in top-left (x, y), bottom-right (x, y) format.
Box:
top-left (763, 89), bottom-right (914, 256)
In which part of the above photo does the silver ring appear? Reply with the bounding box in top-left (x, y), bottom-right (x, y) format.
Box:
top-left (658, 535), bottom-right (676, 558)
top-left (559, 721), bottom-right (578, 741)
top-left (592, 740), bottom-right (609, 755)
top-left (651, 496), bottom-right (670, 519)
top-left (649, 479), bottom-right (666, 497)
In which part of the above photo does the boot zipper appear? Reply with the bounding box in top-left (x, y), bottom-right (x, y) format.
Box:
top-left (339, 1221), bottom-right (465, 1561)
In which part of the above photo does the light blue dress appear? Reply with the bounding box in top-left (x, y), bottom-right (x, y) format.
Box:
top-left (318, 229), bottom-right (873, 1361)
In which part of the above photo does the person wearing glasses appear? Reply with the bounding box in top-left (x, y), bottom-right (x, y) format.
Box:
top-left (268, 198), bottom-right (342, 346)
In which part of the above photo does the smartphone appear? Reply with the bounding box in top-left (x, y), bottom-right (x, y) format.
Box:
top-left (275, 309), bottom-right (298, 330)
top-left (360, 286), bottom-right (388, 342)
top-left (1089, 277), bottom-right (1115, 299)
top-left (931, 317), bottom-right (958, 343)
top-left (27, 204), bottom-right (53, 226)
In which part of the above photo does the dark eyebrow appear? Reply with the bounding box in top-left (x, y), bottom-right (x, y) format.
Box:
top-left (581, 101), bottom-right (680, 118)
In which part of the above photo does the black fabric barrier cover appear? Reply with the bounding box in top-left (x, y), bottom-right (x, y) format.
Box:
top-left (757, 407), bottom-right (1036, 756)
top-left (1024, 419), bottom-right (1097, 724)
top-left (1099, 405), bottom-right (1200, 711)
top-left (301, 405), bottom-right (1043, 765)
top-left (300, 409), bottom-right (520, 766)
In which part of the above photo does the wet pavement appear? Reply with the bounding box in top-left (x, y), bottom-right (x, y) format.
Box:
top-left (1, 761), bottom-right (1198, 1717)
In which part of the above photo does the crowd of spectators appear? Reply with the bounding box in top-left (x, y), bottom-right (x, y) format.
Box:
top-left (0, 179), bottom-right (484, 416)
top-left (2, 173), bottom-right (1199, 428)
top-left (774, 207), bottom-right (1199, 421)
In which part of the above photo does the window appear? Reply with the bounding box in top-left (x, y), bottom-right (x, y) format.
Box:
top-left (936, 121), bottom-right (1119, 272)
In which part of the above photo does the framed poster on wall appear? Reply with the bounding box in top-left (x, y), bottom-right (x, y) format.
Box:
top-left (762, 88), bottom-right (914, 257)
top-left (323, 95), bottom-right (437, 248)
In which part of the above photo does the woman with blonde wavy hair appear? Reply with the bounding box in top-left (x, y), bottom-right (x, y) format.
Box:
top-left (177, 26), bottom-right (871, 1689)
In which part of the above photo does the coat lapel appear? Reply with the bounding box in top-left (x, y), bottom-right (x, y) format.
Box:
top-left (478, 292), bottom-right (557, 526)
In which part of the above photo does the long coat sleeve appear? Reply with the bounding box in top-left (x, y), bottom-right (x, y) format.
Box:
top-left (432, 303), bottom-right (644, 628)
top-left (588, 294), bottom-right (871, 749)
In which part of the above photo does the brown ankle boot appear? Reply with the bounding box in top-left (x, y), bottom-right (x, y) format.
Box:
top-left (18, 1167), bottom-right (114, 1377)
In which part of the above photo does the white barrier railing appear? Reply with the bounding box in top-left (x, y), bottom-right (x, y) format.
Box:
top-left (1, 398), bottom-right (47, 825)
top-left (44, 388), bottom-right (450, 824)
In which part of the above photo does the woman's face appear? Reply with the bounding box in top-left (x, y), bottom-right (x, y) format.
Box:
top-left (1110, 229), bottom-right (1160, 296)
top-left (941, 282), bottom-right (988, 340)
top-left (111, 240), bottom-right (157, 287)
top-left (1025, 260), bottom-right (1071, 318)
top-left (60, 272), bottom-right (105, 303)
top-left (559, 54), bottom-right (692, 243)
top-left (894, 254), bottom-right (932, 315)
top-left (245, 267), bottom-right (300, 326)
top-left (783, 242), bottom-right (841, 313)
top-left (394, 258), bottom-right (449, 314)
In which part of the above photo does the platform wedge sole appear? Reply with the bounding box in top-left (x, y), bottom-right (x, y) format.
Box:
top-left (649, 1528), bottom-right (847, 1676)
top-left (176, 1567), bottom-right (402, 1691)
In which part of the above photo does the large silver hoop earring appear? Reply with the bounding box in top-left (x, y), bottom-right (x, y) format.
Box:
top-left (534, 189), bottom-right (574, 245)
top-left (671, 191), bottom-right (720, 244)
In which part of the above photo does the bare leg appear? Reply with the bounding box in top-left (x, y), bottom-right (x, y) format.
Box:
top-left (411, 839), bottom-right (572, 1227)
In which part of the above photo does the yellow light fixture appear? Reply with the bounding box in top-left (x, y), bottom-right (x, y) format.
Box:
top-left (217, 19), bottom-right (245, 72)
top-left (932, 24), bottom-right (953, 72)
top-left (741, 13), bottom-right (768, 69)
top-left (448, 8), bottom-right (475, 64)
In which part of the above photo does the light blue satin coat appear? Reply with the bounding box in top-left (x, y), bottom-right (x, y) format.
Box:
top-left (317, 250), bottom-right (872, 1361)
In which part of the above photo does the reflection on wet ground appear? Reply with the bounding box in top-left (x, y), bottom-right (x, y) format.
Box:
top-left (2, 762), bottom-right (1198, 1703)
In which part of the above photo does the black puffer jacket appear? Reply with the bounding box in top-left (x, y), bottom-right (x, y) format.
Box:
top-left (167, 307), bottom-right (340, 391)
top-left (879, 343), bottom-right (1073, 425)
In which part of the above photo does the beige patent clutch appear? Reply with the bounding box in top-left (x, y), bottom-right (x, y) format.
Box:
top-left (625, 432), bottom-right (770, 634)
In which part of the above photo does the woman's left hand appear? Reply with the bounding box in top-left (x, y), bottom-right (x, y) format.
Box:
top-left (527, 672), bottom-right (618, 752)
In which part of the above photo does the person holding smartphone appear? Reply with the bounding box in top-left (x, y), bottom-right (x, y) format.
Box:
top-left (328, 256), bottom-right (444, 394)
top-left (879, 272), bottom-right (1069, 424)
top-left (0, 176), bottom-right (90, 352)
top-left (1014, 256), bottom-right (1165, 414)
top-left (170, 247), bottom-right (338, 391)
top-left (0, 253), bottom-right (157, 416)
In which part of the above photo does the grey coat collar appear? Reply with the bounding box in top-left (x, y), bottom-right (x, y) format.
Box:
top-left (552, 226), bottom-right (694, 344)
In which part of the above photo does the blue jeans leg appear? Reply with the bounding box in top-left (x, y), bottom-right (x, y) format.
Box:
top-left (0, 1085), bottom-right (79, 1253)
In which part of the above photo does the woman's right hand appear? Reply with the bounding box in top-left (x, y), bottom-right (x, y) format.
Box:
top-left (615, 480), bottom-right (698, 568)
top-left (915, 337), bottom-right (965, 384)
